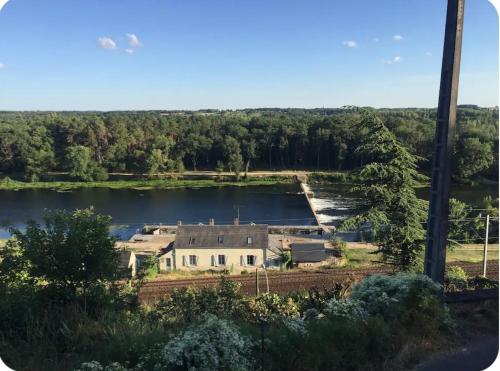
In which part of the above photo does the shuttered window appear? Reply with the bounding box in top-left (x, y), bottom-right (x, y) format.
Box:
top-left (218, 255), bottom-right (226, 266)
top-left (246, 255), bottom-right (255, 266)
top-left (189, 255), bottom-right (197, 266)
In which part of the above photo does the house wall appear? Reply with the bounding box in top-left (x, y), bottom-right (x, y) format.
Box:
top-left (158, 250), bottom-right (174, 271)
top-left (172, 248), bottom-right (266, 271)
top-left (158, 248), bottom-right (282, 272)
top-left (294, 261), bottom-right (327, 268)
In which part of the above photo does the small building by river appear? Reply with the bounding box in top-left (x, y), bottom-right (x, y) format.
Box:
top-left (158, 221), bottom-right (269, 272)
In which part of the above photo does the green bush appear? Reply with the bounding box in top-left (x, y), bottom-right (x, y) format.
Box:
top-left (330, 236), bottom-right (347, 259)
top-left (351, 273), bottom-right (441, 320)
top-left (151, 275), bottom-right (243, 323)
top-left (323, 298), bottom-right (368, 321)
top-left (468, 276), bottom-right (499, 290)
top-left (445, 266), bottom-right (469, 292)
top-left (264, 313), bottom-right (390, 371)
top-left (139, 314), bottom-right (254, 371)
top-left (243, 293), bottom-right (300, 324)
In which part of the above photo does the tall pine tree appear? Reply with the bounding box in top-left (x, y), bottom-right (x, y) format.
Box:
top-left (341, 111), bottom-right (428, 270)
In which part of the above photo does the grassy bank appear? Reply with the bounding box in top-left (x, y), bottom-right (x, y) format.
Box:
top-left (0, 176), bottom-right (293, 191)
top-left (343, 243), bottom-right (499, 268)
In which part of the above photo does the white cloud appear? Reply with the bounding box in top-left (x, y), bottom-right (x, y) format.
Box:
top-left (125, 49), bottom-right (134, 55)
top-left (392, 34), bottom-right (404, 41)
top-left (342, 40), bottom-right (358, 48)
top-left (0, 0), bottom-right (9, 13)
top-left (382, 56), bottom-right (402, 65)
top-left (0, 63), bottom-right (5, 69)
top-left (373, 37), bottom-right (380, 43)
top-left (126, 33), bottom-right (141, 47)
top-left (425, 51), bottom-right (433, 57)
top-left (98, 37), bottom-right (117, 50)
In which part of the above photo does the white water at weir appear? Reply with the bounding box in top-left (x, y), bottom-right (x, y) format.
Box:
top-left (305, 184), bottom-right (364, 226)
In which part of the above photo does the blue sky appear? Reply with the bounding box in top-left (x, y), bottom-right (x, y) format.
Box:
top-left (0, 0), bottom-right (498, 110)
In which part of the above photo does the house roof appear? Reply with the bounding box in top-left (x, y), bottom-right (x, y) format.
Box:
top-left (291, 243), bottom-right (326, 263)
top-left (174, 224), bottom-right (268, 249)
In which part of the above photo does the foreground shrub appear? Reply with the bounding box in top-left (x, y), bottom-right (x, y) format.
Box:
top-left (445, 266), bottom-right (469, 292)
top-left (139, 314), bottom-right (254, 371)
top-left (323, 298), bottom-right (368, 321)
top-left (243, 293), bottom-right (300, 324)
top-left (151, 275), bottom-right (243, 323)
top-left (467, 276), bottom-right (499, 290)
top-left (264, 313), bottom-right (390, 371)
top-left (75, 361), bottom-right (128, 371)
top-left (351, 273), bottom-right (441, 318)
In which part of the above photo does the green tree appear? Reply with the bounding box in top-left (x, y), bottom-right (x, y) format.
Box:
top-left (23, 127), bottom-right (55, 182)
top-left (241, 138), bottom-right (257, 178)
top-left (146, 149), bottom-right (168, 174)
top-left (66, 145), bottom-right (108, 181)
top-left (341, 112), bottom-right (428, 270)
top-left (447, 198), bottom-right (476, 248)
top-left (224, 137), bottom-right (244, 179)
top-left (0, 209), bottom-right (119, 306)
top-left (454, 137), bottom-right (494, 180)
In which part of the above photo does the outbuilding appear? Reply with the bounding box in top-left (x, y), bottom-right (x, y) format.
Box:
top-left (290, 242), bottom-right (327, 268)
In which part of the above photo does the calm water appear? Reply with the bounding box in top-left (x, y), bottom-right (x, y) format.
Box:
top-left (0, 183), bottom-right (497, 239)
top-left (0, 184), bottom-right (314, 239)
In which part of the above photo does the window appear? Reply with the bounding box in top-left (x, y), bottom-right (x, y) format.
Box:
top-left (218, 255), bottom-right (226, 266)
top-left (189, 255), bottom-right (197, 266)
top-left (247, 237), bottom-right (253, 245)
top-left (166, 258), bottom-right (171, 267)
top-left (189, 237), bottom-right (196, 245)
top-left (246, 255), bottom-right (255, 266)
top-left (218, 236), bottom-right (224, 244)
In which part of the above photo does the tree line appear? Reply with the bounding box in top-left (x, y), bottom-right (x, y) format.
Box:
top-left (0, 107), bottom-right (497, 182)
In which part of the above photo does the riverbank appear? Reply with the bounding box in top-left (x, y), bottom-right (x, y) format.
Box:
top-left (0, 170), bottom-right (355, 191)
top-left (0, 175), bottom-right (294, 191)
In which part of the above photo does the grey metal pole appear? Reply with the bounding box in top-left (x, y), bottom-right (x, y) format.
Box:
top-left (255, 268), bottom-right (260, 295)
top-left (261, 264), bottom-right (270, 293)
top-left (483, 214), bottom-right (490, 277)
top-left (424, 0), bottom-right (465, 285)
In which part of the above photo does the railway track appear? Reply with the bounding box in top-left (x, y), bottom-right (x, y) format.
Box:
top-left (138, 260), bottom-right (499, 304)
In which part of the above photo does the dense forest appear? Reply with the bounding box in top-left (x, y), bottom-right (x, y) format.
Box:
top-left (0, 106), bottom-right (497, 182)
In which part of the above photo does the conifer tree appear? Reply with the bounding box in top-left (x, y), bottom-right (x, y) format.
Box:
top-left (341, 111), bottom-right (428, 269)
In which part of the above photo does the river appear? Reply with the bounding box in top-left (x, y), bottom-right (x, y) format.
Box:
top-left (309, 183), bottom-right (499, 226)
top-left (0, 183), bottom-right (497, 239)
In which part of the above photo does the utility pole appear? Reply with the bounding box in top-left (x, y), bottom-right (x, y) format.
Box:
top-left (424, 0), bottom-right (465, 285)
top-left (483, 214), bottom-right (490, 277)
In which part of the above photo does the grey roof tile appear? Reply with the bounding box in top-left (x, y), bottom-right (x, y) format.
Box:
top-left (175, 224), bottom-right (268, 249)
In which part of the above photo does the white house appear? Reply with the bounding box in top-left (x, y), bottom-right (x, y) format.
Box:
top-left (158, 222), bottom-right (268, 272)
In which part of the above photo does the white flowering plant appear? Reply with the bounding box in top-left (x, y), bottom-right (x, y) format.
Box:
top-left (139, 314), bottom-right (254, 371)
top-left (351, 273), bottom-right (441, 320)
top-left (323, 298), bottom-right (368, 322)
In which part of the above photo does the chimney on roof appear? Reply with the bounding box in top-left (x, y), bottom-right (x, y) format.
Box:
top-left (208, 218), bottom-right (215, 226)
top-left (177, 220), bottom-right (182, 226)
top-left (233, 218), bottom-right (239, 226)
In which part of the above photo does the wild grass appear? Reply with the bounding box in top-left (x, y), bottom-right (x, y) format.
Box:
top-left (343, 244), bottom-right (499, 268)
